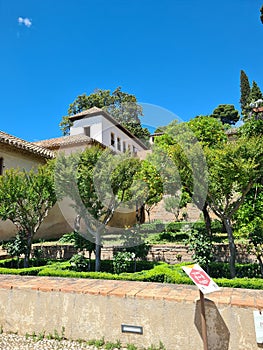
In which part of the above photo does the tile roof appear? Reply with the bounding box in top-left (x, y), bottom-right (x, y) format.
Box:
top-left (253, 106), bottom-right (263, 112)
top-left (68, 106), bottom-right (102, 120)
top-left (34, 134), bottom-right (98, 150)
top-left (0, 131), bottom-right (55, 159)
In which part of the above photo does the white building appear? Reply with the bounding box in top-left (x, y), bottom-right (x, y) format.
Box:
top-left (68, 106), bottom-right (148, 153)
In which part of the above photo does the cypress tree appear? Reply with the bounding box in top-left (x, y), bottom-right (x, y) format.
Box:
top-left (240, 70), bottom-right (250, 112)
top-left (249, 81), bottom-right (263, 102)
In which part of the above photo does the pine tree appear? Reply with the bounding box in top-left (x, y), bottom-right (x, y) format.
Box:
top-left (240, 70), bottom-right (250, 112)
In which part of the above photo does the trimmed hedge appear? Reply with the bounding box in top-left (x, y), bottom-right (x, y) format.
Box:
top-left (0, 259), bottom-right (262, 290)
top-left (208, 262), bottom-right (262, 279)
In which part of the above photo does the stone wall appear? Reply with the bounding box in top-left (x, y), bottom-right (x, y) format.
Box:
top-left (0, 275), bottom-right (262, 350)
top-left (30, 243), bottom-right (257, 264)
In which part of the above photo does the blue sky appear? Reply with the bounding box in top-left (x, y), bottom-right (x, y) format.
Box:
top-left (1, 0), bottom-right (263, 141)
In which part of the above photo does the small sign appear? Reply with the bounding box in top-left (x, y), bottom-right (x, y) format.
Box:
top-left (254, 310), bottom-right (263, 343)
top-left (182, 264), bottom-right (220, 294)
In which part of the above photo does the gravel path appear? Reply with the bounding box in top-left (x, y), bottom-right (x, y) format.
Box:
top-left (0, 334), bottom-right (129, 350)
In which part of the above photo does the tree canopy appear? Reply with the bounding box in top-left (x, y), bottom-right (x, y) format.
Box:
top-left (60, 87), bottom-right (150, 143)
top-left (55, 146), bottom-right (163, 271)
top-left (210, 104), bottom-right (240, 125)
top-left (240, 70), bottom-right (250, 114)
top-left (188, 116), bottom-right (227, 147)
top-left (0, 163), bottom-right (57, 267)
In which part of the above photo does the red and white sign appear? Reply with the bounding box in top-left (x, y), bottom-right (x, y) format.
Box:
top-left (182, 264), bottom-right (220, 294)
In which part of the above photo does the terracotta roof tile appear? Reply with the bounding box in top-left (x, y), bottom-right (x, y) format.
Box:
top-left (0, 131), bottom-right (55, 159)
top-left (34, 134), bottom-right (98, 150)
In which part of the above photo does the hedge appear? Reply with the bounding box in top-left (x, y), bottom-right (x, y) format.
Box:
top-left (0, 260), bottom-right (262, 290)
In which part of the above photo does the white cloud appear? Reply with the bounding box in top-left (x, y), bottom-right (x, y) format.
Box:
top-left (18, 17), bottom-right (32, 28)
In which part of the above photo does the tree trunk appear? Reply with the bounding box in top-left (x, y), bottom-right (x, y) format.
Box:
top-left (223, 218), bottom-right (236, 278)
top-left (95, 230), bottom-right (101, 272)
top-left (202, 203), bottom-right (212, 237)
top-left (24, 235), bottom-right (32, 268)
top-left (258, 255), bottom-right (263, 278)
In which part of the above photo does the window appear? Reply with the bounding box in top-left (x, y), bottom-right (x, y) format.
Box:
top-left (123, 141), bottom-right (126, 152)
top-left (84, 126), bottom-right (90, 137)
top-left (117, 137), bottom-right (121, 151)
top-left (0, 158), bottom-right (4, 175)
top-left (133, 145), bottom-right (137, 154)
top-left (111, 132), bottom-right (115, 147)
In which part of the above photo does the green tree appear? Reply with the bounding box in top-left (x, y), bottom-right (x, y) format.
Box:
top-left (154, 121), bottom-right (209, 233)
top-left (248, 219), bottom-right (263, 277)
top-left (132, 159), bottom-right (163, 223)
top-left (249, 81), bottom-right (263, 102)
top-left (188, 116), bottom-right (227, 147)
top-left (210, 104), bottom-right (240, 125)
top-left (55, 146), bottom-right (144, 272)
top-left (242, 81), bottom-right (263, 122)
top-left (164, 192), bottom-right (190, 221)
top-left (59, 230), bottom-right (95, 271)
top-left (2, 232), bottom-right (27, 268)
top-left (240, 70), bottom-right (251, 115)
top-left (0, 164), bottom-right (57, 268)
top-left (60, 87), bottom-right (150, 143)
top-left (205, 138), bottom-right (263, 278)
top-left (239, 119), bottom-right (263, 138)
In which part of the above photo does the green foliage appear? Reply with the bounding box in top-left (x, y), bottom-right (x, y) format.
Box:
top-left (208, 262), bottom-right (263, 279)
top-left (0, 163), bottom-right (57, 268)
top-left (240, 70), bottom-right (251, 114)
top-left (127, 344), bottom-right (138, 350)
top-left (239, 119), bottom-right (263, 137)
top-left (113, 252), bottom-right (133, 274)
top-left (188, 116), bottom-right (227, 147)
top-left (185, 227), bottom-right (213, 268)
top-left (154, 121), bottom-right (208, 213)
top-left (2, 232), bottom-right (27, 266)
top-left (59, 231), bottom-right (95, 254)
top-left (146, 342), bottom-right (166, 350)
top-left (69, 254), bottom-right (90, 272)
top-left (0, 259), bottom-right (262, 289)
top-left (105, 340), bottom-right (122, 350)
top-left (133, 159), bottom-right (163, 222)
top-left (56, 146), bottom-right (158, 271)
top-left (249, 81), bottom-right (263, 102)
top-left (235, 184), bottom-right (263, 228)
top-left (210, 104), bottom-right (240, 125)
top-left (205, 137), bottom-right (263, 277)
top-left (261, 5), bottom-right (263, 24)
top-left (60, 87), bottom-right (150, 143)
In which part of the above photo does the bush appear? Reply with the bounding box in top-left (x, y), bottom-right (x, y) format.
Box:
top-left (69, 254), bottom-right (90, 272)
top-left (165, 222), bottom-right (183, 233)
top-left (208, 262), bottom-right (262, 279)
top-left (113, 252), bottom-right (133, 274)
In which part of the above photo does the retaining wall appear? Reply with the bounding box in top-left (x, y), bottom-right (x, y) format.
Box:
top-left (31, 243), bottom-right (257, 264)
top-left (0, 275), bottom-right (262, 349)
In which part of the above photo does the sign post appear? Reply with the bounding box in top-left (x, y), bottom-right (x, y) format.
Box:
top-left (199, 289), bottom-right (208, 350)
top-left (182, 264), bottom-right (220, 350)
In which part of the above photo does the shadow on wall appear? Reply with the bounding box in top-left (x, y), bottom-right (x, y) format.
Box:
top-left (194, 299), bottom-right (230, 350)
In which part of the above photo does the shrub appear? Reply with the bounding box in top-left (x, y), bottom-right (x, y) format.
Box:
top-left (113, 252), bottom-right (133, 274)
top-left (69, 254), bottom-right (90, 272)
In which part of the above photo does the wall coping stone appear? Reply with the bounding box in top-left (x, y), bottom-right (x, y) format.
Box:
top-left (0, 275), bottom-right (262, 310)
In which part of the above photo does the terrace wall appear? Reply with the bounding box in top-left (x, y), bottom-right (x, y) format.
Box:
top-left (0, 275), bottom-right (262, 350)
